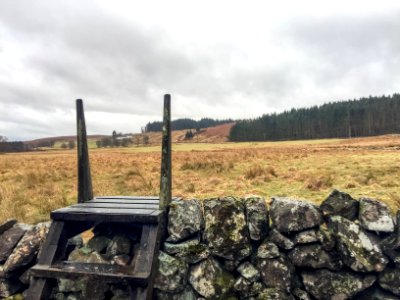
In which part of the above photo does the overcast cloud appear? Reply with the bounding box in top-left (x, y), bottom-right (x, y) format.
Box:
top-left (1, 0), bottom-right (400, 140)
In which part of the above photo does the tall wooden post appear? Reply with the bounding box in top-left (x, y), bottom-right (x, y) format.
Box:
top-left (159, 94), bottom-right (171, 210)
top-left (76, 99), bottom-right (93, 203)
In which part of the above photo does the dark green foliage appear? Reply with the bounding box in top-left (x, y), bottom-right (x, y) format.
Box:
top-left (184, 130), bottom-right (194, 139)
top-left (145, 118), bottom-right (233, 132)
top-left (0, 141), bottom-right (29, 152)
top-left (230, 94), bottom-right (400, 141)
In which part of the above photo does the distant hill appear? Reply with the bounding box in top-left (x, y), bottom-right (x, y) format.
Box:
top-left (230, 93), bottom-right (400, 142)
top-left (144, 118), bottom-right (233, 132)
top-left (24, 135), bottom-right (108, 148)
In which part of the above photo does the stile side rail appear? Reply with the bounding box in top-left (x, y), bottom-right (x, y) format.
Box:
top-left (76, 99), bottom-right (93, 203)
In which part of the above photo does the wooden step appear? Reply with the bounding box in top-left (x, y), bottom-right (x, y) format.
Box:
top-left (30, 263), bottom-right (149, 286)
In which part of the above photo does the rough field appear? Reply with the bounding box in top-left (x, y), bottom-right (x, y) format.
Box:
top-left (1, 134), bottom-right (400, 224)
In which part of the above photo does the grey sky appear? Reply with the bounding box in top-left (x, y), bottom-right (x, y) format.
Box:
top-left (1, 0), bottom-right (399, 140)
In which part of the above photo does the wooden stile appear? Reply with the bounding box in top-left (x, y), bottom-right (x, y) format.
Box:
top-left (27, 95), bottom-right (173, 300)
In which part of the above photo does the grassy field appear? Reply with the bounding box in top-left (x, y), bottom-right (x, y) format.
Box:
top-left (1, 135), bottom-right (400, 224)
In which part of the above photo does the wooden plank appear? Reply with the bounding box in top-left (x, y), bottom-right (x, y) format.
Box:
top-left (76, 99), bottom-right (93, 203)
top-left (88, 199), bottom-right (160, 205)
top-left (159, 94), bottom-right (172, 210)
top-left (94, 196), bottom-right (159, 200)
top-left (70, 203), bottom-right (159, 210)
top-left (52, 207), bottom-right (158, 215)
top-left (130, 224), bottom-right (162, 300)
top-left (51, 211), bottom-right (161, 223)
top-left (27, 221), bottom-right (68, 300)
top-left (0, 219), bottom-right (17, 235)
top-left (30, 264), bottom-right (149, 286)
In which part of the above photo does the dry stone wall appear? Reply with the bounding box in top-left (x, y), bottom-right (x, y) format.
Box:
top-left (1, 190), bottom-right (400, 299)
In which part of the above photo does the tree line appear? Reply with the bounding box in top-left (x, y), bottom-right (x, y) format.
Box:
top-left (144, 118), bottom-right (233, 132)
top-left (229, 94), bottom-right (400, 141)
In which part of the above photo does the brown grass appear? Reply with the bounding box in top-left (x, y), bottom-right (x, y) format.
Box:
top-left (1, 134), bottom-right (400, 223)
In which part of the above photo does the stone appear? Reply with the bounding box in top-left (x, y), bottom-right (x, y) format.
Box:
top-left (270, 197), bottom-right (322, 232)
top-left (237, 261), bottom-right (260, 283)
top-left (316, 226), bottom-right (336, 251)
top-left (244, 196), bottom-right (269, 241)
top-left (379, 268), bottom-right (400, 296)
top-left (257, 256), bottom-right (292, 292)
top-left (203, 197), bottom-right (250, 260)
top-left (292, 288), bottom-right (311, 300)
top-left (268, 228), bottom-right (294, 250)
top-left (257, 288), bottom-right (294, 300)
top-left (82, 279), bottom-right (109, 299)
top-left (359, 197), bottom-right (395, 232)
top-left (87, 235), bottom-right (111, 253)
top-left (19, 268), bottom-right (31, 285)
top-left (154, 251), bottom-right (188, 293)
top-left (233, 277), bottom-right (263, 298)
top-left (106, 235), bottom-right (131, 256)
top-left (288, 244), bottom-right (342, 270)
top-left (0, 225), bottom-right (26, 263)
top-left (188, 257), bottom-right (234, 299)
top-left (354, 286), bottom-right (400, 300)
top-left (257, 241), bottom-right (280, 259)
top-left (320, 189), bottom-right (358, 220)
top-left (0, 219), bottom-right (17, 235)
top-left (328, 216), bottom-right (388, 272)
top-left (68, 247), bottom-right (108, 264)
top-left (302, 269), bottom-right (376, 300)
top-left (167, 199), bottom-right (204, 242)
top-left (223, 260), bottom-right (242, 272)
top-left (112, 254), bottom-right (131, 266)
top-left (58, 278), bottom-right (87, 292)
top-left (0, 278), bottom-right (22, 298)
top-left (2, 222), bottom-right (50, 275)
top-left (155, 285), bottom-right (197, 300)
top-left (164, 238), bottom-right (210, 264)
top-left (292, 229), bottom-right (318, 245)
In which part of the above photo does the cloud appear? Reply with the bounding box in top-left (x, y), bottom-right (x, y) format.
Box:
top-left (0, 0), bottom-right (400, 139)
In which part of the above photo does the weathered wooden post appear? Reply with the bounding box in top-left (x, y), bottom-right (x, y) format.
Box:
top-left (159, 94), bottom-right (171, 210)
top-left (76, 99), bottom-right (93, 203)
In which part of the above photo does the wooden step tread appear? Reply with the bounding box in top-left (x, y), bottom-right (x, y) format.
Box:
top-left (30, 263), bottom-right (149, 286)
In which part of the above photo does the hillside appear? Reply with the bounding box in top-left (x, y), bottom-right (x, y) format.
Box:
top-left (230, 93), bottom-right (400, 142)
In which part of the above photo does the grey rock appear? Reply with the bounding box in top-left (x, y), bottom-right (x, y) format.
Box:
top-left (107, 235), bottom-right (131, 256)
top-left (155, 285), bottom-right (197, 300)
top-left (2, 222), bottom-right (50, 275)
top-left (188, 257), bottom-right (234, 299)
top-left (233, 277), bottom-right (263, 298)
top-left (359, 197), bottom-right (394, 232)
top-left (257, 241), bottom-right (280, 259)
top-left (354, 286), bottom-right (400, 300)
top-left (316, 226), bottom-right (336, 251)
top-left (0, 225), bottom-right (26, 263)
top-left (237, 261), bottom-right (260, 282)
top-left (244, 196), bottom-right (269, 241)
top-left (328, 215), bottom-right (388, 272)
top-left (68, 247), bottom-right (108, 264)
top-left (58, 278), bottom-right (87, 292)
top-left (268, 228), bottom-right (294, 250)
top-left (0, 278), bottom-right (22, 298)
top-left (164, 238), bottom-right (210, 264)
top-left (154, 251), bottom-right (188, 293)
top-left (379, 268), bottom-right (400, 296)
top-left (292, 288), bottom-right (311, 300)
top-left (67, 235), bottom-right (83, 249)
top-left (270, 197), bottom-right (322, 232)
top-left (302, 269), bottom-right (376, 300)
top-left (320, 189), bottom-right (358, 220)
top-left (257, 256), bottom-right (292, 291)
top-left (168, 199), bottom-right (204, 242)
top-left (288, 244), bottom-right (342, 270)
top-left (87, 235), bottom-right (111, 253)
top-left (203, 197), bottom-right (250, 260)
top-left (257, 288), bottom-right (294, 299)
top-left (293, 229), bottom-right (318, 244)
top-left (0, 219), bottom-right (17, 235)
top-left (82, 279), bottom-right (109, 299)
top-left (223, 259), bottom-right (242, 272)
top-left (112, 254), bottom-right (131, 266)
